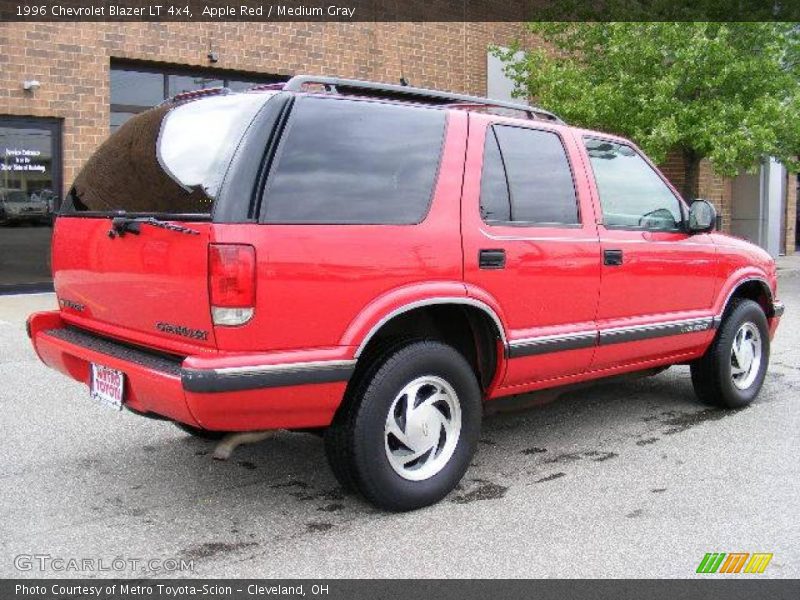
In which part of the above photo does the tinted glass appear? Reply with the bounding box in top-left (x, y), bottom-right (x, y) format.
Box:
top-left (263, 98), bottom-right (446, 224)
top-left (110, 111), bottom-right (136, 134)
top-left (168, 75), bottom-right (224, 97)
top-left (585, 138), bottom-right (683, 231)
top-left (492, 126), bottom-right (579, 225)
top-left (64, 93), bottom-right (270, 215)
top-left (480, 128), bottom-right (511, 222)
top-left (0, 120), bottom-right (60, 289)
top-left (110, 69), bottom-right (164, 107)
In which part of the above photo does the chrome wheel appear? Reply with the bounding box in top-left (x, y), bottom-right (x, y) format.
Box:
top-left (730, 322), bottom-right (762, 390)
top-left (384, 375), bottom-right (462, 482)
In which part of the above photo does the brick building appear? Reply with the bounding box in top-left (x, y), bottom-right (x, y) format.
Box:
top-left (0, 22), bottom-right (796, 291)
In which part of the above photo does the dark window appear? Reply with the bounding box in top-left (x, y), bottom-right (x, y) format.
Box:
top-left (64, 93), bottom-right (271, 216)
top-left (110, 69), bottom-right (163, 109)
top-left (110, 64), bottom-right (283, 132)
top-left (0, 117), bottom-right (62, 291)
top-left (480, 128), bottom-right (511, 222)
top-left (168, 74), bottom-right (224, 97)
top-left (585, 138), bottom-right (683, 231)
top-left (481, 125), bottom-right (579, 226)
top-left (262, 98), bottom-right (446, 224)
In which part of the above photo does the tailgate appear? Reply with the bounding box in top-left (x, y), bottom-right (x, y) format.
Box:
top-left (52, 216), bottom-right (216, 353)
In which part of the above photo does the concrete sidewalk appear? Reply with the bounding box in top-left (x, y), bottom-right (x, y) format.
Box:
top-left (777, 253), bottom-right (800, 271)
top-left (0, 292), bottom-right (55, 326)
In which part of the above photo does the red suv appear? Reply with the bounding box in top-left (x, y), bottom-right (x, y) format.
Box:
top-left (28, 76), bottom-right (784, 511)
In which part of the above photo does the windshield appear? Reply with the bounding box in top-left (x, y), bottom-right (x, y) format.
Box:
top-left (62, 92), bottom-right (271, 216)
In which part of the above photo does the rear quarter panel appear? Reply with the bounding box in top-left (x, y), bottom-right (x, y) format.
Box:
top-left (211, 111), bottom-right (469, 353)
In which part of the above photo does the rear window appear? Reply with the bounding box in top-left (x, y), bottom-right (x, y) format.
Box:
top-left (262, 97), bottom-right (446, 224)
top-left (62, 93), bottom-right (270, 216)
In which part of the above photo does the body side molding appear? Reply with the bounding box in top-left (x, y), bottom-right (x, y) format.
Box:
top-left (182, 359), bottom-right (356, 393)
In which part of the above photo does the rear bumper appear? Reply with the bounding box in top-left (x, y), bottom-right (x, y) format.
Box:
top-left (28, 311), bottom-right (352, 431)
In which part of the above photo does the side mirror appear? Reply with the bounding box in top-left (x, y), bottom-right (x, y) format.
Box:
top-left (688, 199), bottom-right (717, 233)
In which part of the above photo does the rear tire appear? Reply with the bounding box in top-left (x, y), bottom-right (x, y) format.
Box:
top-left (173, 422), bottom-right (226, 440)
top-left (325, 340), bottom-right (482, 511)
top-left (690, 299), bottom-right (770, 408)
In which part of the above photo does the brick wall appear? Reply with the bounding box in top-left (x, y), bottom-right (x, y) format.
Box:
top-left (0, 21), bottom-right (529, 185)
top-left (0, 21), bottom-right (783, 244)
top-left (786, 172), bottom-right (798, 255)
top-left (658, 149), bottom-right (733, 233)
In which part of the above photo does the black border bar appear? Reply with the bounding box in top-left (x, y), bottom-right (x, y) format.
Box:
top-left (3, 579), bottom-right (800, 600)
top-left (1, 0), bottom-right (798, 22)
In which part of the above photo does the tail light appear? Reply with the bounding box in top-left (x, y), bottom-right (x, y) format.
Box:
top-left (209, 244), bottom-right (256, 326)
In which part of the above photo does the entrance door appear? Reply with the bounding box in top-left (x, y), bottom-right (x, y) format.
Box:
top-left (0, 117), bottom-right (62, 292)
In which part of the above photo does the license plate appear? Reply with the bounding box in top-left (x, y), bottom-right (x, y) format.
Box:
top-left (90, 363), bottom-right (125, 411)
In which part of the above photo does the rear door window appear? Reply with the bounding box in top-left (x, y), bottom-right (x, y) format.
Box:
top-left (62, 93), bottom-right (270, 217)
top-left (261, 97), bottom-right (446, 224)
top-left (480, 125), bottom-right (579, 226)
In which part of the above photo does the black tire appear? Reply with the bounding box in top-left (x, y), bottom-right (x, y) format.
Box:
top-left (325, 340), bottom-right (482, 511)
top-left (690, 299), bottom-right (770, 408)
top-left (173, 422), bottom-right (226, 440)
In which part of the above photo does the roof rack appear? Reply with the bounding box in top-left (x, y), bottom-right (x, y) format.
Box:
top-left (282, 75), bottom-right (563, 124)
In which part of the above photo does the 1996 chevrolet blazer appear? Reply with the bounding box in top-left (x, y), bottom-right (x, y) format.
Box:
top-left (28, 76), bottom-right (784, 511)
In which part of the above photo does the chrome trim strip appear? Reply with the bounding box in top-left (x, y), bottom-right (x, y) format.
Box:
top-left (716, 276), bottom-right (773, 319)
top-left (480, 228), bottom-right (592, 243)
top-left (354, 297), bottom-right (508, 357)
top-left (508, 330), bottom-right (597, 358)
top-left (598, 238), bottom-right (712, 247)
top-left (181, 359), bottom-right (356, 393)
top-left (599, 317), bottom-right (714, 345)
top-left (212, 359), bottom-right (356, 376)
top-left (506, 316), bottom-right (717, 358)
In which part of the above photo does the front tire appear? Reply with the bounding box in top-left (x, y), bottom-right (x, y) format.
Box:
top-left (691, 299), bottom-right (770, 408)
top-left (325, 340), bottom-right (482, 511)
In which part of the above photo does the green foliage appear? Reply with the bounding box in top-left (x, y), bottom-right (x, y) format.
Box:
top-left (496, 23), bottom-right (800, 177)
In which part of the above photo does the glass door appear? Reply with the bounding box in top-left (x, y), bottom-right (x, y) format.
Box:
top-left (0, 117), bottom-right (62, 292)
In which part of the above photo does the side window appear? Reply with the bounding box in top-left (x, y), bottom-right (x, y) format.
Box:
top-left (480, 128), bottom-right (511, 222)
top-left (479, 125), bottom-right (579, 226)
top-left (585, 138), bottom-right (683, 231)
top-left (262, 97), bottom-right (446, 224)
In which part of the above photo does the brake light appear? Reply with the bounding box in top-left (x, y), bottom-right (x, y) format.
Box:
top-left (209, 244), bottom-right (256, 326)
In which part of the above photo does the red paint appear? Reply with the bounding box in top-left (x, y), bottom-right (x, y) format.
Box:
top-left (30, 99), bottom-right (782, 432)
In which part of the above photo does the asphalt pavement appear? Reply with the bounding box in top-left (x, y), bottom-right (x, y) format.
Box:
top-left (0, 273), bottom-right (798, 579)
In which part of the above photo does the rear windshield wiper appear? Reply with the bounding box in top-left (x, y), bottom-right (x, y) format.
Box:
top-left (109, 214), bottom-right (200, 238)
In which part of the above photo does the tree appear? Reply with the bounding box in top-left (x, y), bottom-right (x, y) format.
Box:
top-left (497, 23), bottom-right (800, 200)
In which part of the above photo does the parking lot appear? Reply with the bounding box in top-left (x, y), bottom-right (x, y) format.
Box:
top-left (1, 270), bottom-right (798, 579)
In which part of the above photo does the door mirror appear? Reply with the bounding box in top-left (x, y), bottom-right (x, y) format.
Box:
top-left (688, 199), bottom-right (717, 233)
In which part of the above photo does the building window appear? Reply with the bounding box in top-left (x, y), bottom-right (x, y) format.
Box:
top-left (0, 117), bottom-right (62, 291)
top-left (110, 62), bottom-right (285, 132)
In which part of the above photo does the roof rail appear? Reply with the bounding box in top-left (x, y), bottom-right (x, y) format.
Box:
top-left (282, 75), bottom-right (563, 123)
